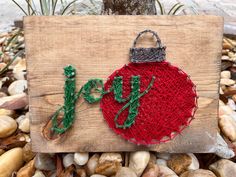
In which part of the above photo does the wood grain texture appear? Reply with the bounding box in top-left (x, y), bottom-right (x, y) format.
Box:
top-left (24, 15), bottom-right (223, 153)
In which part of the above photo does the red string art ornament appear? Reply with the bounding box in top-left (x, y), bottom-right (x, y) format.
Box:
top-left (100, 30), bottom-right (198, 145)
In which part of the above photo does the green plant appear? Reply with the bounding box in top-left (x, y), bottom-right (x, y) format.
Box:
top-left (156, 0), bottom-right (185, 15)
top-left (11, 0), bottom-right (78, 15)
top-left (0, 29), bottom-right (25, 75)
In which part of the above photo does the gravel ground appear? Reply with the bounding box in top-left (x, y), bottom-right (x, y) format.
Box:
top-left (1, 1), bottom-right (236, 177)
top-left (0, 27), bottom-right (236, 177)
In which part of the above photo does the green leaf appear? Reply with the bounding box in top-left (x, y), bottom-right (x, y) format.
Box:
top-left (156, 0), bottom-right (164, 15)
top-left (11, 0), bottom-right (28, 15)
top-left (168, 3), bottom-right (181, 15)
top-left (52, 0), bottom-right (58, 15)
top-left (0, 50), bottom-right (25, 75)
top-left (172, 4), bottom-right (184, 15)
top-left (61, 0), bottom-right (77, 15)
top-left (24, 0), bottom-right (37, 15)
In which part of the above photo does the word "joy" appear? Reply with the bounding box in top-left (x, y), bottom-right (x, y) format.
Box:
top-left (51, 65), bottom-right (155, 134)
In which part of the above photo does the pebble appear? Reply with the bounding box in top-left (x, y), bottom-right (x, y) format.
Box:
top-left (32, 170), bottom-right (46, 177)
top-left (86, 153), bottom-right (100, 175)
top-left (0, 109), bottom-right (14, 116)
top-left (129, 151), bottom-right (150, 177)
top-left (187, 153), bottom-right (199, 170)
top-left (219, 114), bottom-right (236, 141)
top-left (99, 152), bottom-right (122, 163)
top-left (215, 133), bottom-right (235, 159)
top-left (219, 104), bottom-right (234, 117)
top-left (8, 80), bottom-right (27, 95)
top-left (0, 93), bottom-right (28, 110)
top-left (227, 98), bottom-right (236, 110)
top-left (156, 159), bottom-right (167, 166)
top-left (167, 154), bottom-right (192, 175)
top-left (74, 152), bottom-right (89, 166)
top-left (142, 163), bottom-right (159, 177)
top-left (0, 148), bottom-right (24, 177)
top-left (180, 169), bottom-right (216, 177)
top-left (95, 161), bottom-right (121, 176)
top-left (115, 167), bottom-right (137, 177)
top-left (221, 71), bottom-right (231, 79)
top-left (16, 159), bottom-right (35, 177)
top-left (23, 142), bottom-right (36, 162)
top-left (0, 115), bottom-right (17, 138)
top-left (63, 153), bottom-right (74, 168)
top-left (159, 165), bottom-right (178, 177)
top-left (13, 58), bottom-right (26, 80)
top-left (17, 114), bottom-right (30, 133)
top-left (209, 159), bottom-right (236, 177)
top-left (90, 175), bottom-right (107, 177)
top-left (221, 55), bottom-right (230, 61)
top-left (220, 78), bottom-right (235, 86)
top-left (35, 153), bottom-right (56, 171)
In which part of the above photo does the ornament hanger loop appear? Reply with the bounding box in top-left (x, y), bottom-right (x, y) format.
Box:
top-left (130, 29), bottom-right (166, 63)
top-left (132, 29), bottom-right (163, 48)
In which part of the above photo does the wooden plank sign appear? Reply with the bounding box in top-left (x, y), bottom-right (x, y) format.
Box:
top-left (24, 15), bottom-right (223, 153)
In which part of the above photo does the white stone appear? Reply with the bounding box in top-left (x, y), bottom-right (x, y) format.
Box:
top-left (215, 133), bottom-right (235, 159)
top-left (220, 78), bottom-right (235, 86)
top-left (74, 152), bottom-right (89, 166)
top-left (17, 114), bottom-right (30, 133)
top-left (222, 55), bottom-right (230, 60)
top-left (8, 80), bottom-right (27, 95)
top-left (221, 71), bottom-right (231, 79)
top-left (90, 175), bottom-right (107, 177)
top-left (129, 151), bottom-right (150, 177)
top-left (187, 153), bottom-right (199, 170)
top-left (158, 165), bottom-right (178, 177)
top-left (32, 170), bottom-right (46, 177)
top-left (0, 115), bottom-right (17, 138)
top-left (63, 153), bottom-right (74, 168)
top-left (219, 105), bottom-right (234, 117)
top-left (227, 99), bottom-right (236, 111)
top-left (156, 159), bottom-right (167, 166)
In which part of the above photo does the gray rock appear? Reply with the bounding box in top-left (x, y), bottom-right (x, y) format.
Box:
top-left (35, 153), bottom-right (56, 171)
top-left (72, 0), bottom-right (103, 15)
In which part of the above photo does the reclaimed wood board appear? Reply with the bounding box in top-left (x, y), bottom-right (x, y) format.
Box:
top-left (24, 15), bottom-right (223, 153)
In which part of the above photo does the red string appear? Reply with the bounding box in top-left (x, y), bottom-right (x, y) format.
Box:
top-left (100, 61), bottom-right (198, 145)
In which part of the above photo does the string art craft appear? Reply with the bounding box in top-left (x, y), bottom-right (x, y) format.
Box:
top-left (49, 29), bottom-right (198, 145)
